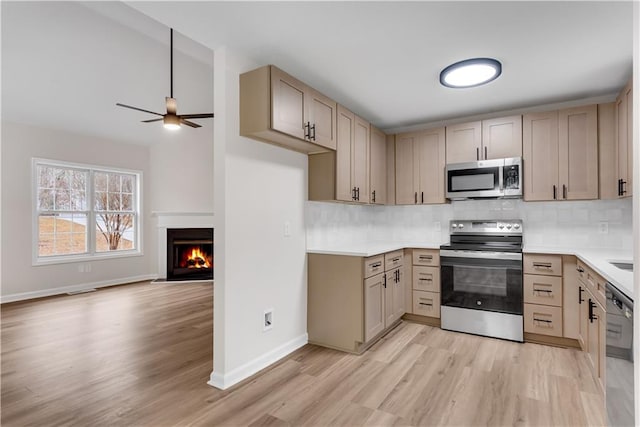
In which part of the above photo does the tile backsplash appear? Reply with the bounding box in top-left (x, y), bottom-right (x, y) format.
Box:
top-left (306, 198), bottom-right (633, 251)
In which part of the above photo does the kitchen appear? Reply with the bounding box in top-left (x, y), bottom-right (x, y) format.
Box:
top-left (1, 1), bottom-right (638, 426)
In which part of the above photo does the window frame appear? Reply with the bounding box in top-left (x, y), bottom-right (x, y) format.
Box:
top-left (32, 158), bottom-right (143, 266)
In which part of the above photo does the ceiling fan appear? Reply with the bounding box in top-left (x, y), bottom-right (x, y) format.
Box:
top-left (116, 28), bottom-right (213, 130)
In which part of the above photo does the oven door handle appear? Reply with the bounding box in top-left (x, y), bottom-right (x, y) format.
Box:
top-left (440, 250), bottom-right (522, 261)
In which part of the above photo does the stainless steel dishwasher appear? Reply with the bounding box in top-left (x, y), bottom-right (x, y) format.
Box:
top-left (605, 282), bottom-right (634, 427)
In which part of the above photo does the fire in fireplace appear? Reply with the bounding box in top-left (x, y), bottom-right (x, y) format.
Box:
top-left (167, 228), bottom-right (213, 281)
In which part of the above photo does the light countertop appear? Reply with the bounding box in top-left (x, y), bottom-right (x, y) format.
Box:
top-left (524, 246), bottom-right (634, 301)
top-left (306, 242), bottom-right (441, 257)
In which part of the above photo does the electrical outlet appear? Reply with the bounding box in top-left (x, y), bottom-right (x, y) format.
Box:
top-left (284, 221), bottom-right (291, 237)
top-left (263, 309), bottom-right (273, 331)
top-left (598, 222), bottom-right (609, 234)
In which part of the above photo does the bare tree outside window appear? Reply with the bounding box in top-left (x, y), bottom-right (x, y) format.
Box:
top-left (94, 172), bottom-right (135, 252)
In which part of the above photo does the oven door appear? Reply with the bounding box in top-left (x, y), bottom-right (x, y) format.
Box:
top-left (446, 159), bottom-right (503, 199)
top-left (440, 250), bottom-right (523, 315)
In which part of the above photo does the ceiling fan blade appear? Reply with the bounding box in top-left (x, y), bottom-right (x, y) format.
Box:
top-left (166, 97), bottom-right (177, 114)
top-left (116, 103), bottom-right (164, 116)
top-left (179, 113), bottom-right (214, 119)
top-left (141, 118), bottom-right (163, 123)
top-left (180, 119), bottom-right (201, 128)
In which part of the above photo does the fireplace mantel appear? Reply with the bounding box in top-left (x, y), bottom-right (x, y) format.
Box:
top-left (153, 212), bottom-right (214, 279)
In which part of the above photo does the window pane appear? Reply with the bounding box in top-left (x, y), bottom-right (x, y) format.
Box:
top-left (95, 213), bottom-right (135, 252)
top-left (54, 168), bottom-right (69, 190)
top-left (54, 190), bottom-right (70, 210)
top-left (38, 166), bottom-right (55, 189)
top-left (38, 213), bottom-right (87, 257)
top-left (108, 174), bottom-right (120, 193)
top-left (71, 190), bottom-right (86, 210)
top-left (38, 189), bottom-right (54, 210)
top-left (108, 193), bottom-right (121, 211)
top-left (95, 172), bottom-right (107, 192)
top-left (95, 191), bottom-right (107, 210)
top-left (121, 194), bottom-right (132, 211)
top-left (121, 175), bottom-right (134, 193)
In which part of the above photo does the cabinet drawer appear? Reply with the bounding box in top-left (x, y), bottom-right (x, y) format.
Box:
top-left (412, 266), bottom-right (440, 292)
top-left (523, 254), bottom-right (562, 276)
top-left (524, 304), bottom-right (563, 337)
top-left (385, 250), bottom-right (404, 271)
top-left (412, 249), bottom-right (440, 267)
top-left (363, 255), bottom-right (385, 279)
top-left (523, 274), bottom-right (562, 307)
top-left (412, 291), bottom-right (440, 318)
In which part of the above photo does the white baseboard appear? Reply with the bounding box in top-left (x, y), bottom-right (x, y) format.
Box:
top-left (208, 332), bottom-right (308, 390)
top-left (0, 274), bottom-right (158, 303)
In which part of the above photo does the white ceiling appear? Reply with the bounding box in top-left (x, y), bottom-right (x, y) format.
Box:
top-left (128, 1), bottom-right (633, 133)
top-left (1, 1), bottom-right (633, 144)
top-left (1, 1), bottom-right (214, 146)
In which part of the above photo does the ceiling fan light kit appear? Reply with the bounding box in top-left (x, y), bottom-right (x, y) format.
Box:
top-left (116, 28), bottom-right (213, 130)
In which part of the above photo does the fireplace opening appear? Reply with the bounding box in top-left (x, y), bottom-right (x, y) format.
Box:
top-left (167, 228), bottom-right (213, 281)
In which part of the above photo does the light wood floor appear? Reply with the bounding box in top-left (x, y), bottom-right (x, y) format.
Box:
top-left (1, 281), bottom-right (605, 426)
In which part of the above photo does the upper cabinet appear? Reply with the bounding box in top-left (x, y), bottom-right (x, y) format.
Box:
top-left (369, 125), bottom-right (387, 205)
top-left (240, 65), bottom-right (337, 154)
top-left (395, 128), bottom-right (446, 205)
top-left (523, 105), bottom-right (598, 201)
top-left (309, 105), bottom-right (370, 204)
top-left (445, 116), bottom-right (522, 163)
top-left (616, 78), bottom-right (633, 198)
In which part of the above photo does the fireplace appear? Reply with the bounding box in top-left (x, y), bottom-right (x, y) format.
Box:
top-left (167, 228), bottom-right (213, 281)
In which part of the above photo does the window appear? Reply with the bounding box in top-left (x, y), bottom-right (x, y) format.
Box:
top-left (34, 159), bottom-right (141, 263)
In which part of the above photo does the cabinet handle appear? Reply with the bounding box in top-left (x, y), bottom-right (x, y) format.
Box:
top-left (418, 277), bottom-right (433, 281)
top-left (576, 266), bottom-right (584, 273)
top-left (304, 121), bottom-right (311, 139)
top-left (421, 192), bottom-right (424, 204)
top-left (419, 302), bottom-right (433, 307)
top-left (352, 187), bottom-right (356, 200)
top-left (484, 146), bottom-right (488, 160)
top-left (370, 262), bottom-right (382, 268)
top-left (395, 270), bottom-right (399, 283)
top-left (476, 147), bottom-right (480, 160)
top-left (578, 286), bottom-right (584, 304)
top-left (589, 299), bottom-right (596, 323)
top-left (372, 190), bottom-right (376, 203)
top-left (621, 179), bottom-right (627, 195)
top-left (618, 179), bottom-right (622, 196)
top-left (419, 255), bottom-right (433, 260)
top-left (532, 262), bottom-right (552, 269)
top-left (414, 192), bottom-right (417, 204)
top-left (310, 123), bottom-right (316, 141)
top-left (533, 318), bottom-right (552, 324)
top-left (356, 187), bottom-right (360, 201)
top-left (563, 184), bottom-right (567, 199)
top-left (533, 288), bottom-right (553, 293)
top-left (553, 185), bottom-right (557, 200)
top-left (383, 274), bottom-right (387, 289)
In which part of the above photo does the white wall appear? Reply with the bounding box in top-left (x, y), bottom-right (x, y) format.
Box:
top-left (307, 198), bottom-right (634, 251)
top-left (0, 121), bottom-right (154, 301)
top-left (209, 48), bottom-right (308, 389)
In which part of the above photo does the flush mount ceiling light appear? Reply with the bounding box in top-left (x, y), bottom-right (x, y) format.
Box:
top-left (440, 58), bottom-right (502, 88)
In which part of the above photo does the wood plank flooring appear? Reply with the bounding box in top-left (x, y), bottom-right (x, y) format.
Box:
top-left (1, 281), bottom-right (605, 426)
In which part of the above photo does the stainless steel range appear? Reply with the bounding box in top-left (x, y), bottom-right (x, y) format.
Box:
top-left (440, 219), bottom-right (524, 342)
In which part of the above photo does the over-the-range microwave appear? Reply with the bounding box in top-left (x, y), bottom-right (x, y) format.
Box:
top-left (445, 157), bottom-right (522, 200)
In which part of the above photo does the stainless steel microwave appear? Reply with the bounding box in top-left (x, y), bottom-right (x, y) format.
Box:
top-left (446, 157), bottom-right (522, 200)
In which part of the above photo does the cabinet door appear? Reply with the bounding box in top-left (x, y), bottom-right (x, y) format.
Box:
top-left (395, 133), bottom-right (417, 204)
top-left (364, 273), bottom-right (385, 342)
top-left (336, 105), bottom-right (355, 202)
top-left (559, 105), bottom-right (598, 200)
top-left (445, 121), bottom-right (482, 163)
top-left (562, 256), bottom-right (579, 340)
top-left (270, 67), bottom-right (306, 140)
top-left (353, 116), bottom-right (370, 204)
top-left (482, 115), bottom-right (522, 160)
top-left (307, 89), bottom-right (337, 150)
top-left (523, 111), bottom-right (559, 201)
top-left (393, 267), bottom-right (406, 321)
top-left (417, 128), bottom-right (446, 204)
top-left (370, 126), bottom-right (387, 205)
top-left (623, 81), bottom-right (633, 197)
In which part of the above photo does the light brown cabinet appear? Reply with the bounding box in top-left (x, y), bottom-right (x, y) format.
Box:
top-left (523, 105), bottom-right (598, 201)
top-left (523, 254), bottom-right (564, 338)
top-left (240, 65), bottom-right (337, 154)
top-left (445, 116), bottom-right (522, 163)
top-left (369, 125), bottom-right (387, 205)
top-left (407, 248), bottom-right (441, 321)
top-left (395, 128), bottom-right (446, 205)
top-left (615, 78), bottom-right (633, 198)
top-left (308, 250), bottom-right (405, 353)
top-left (309, 105), bottom-right (369, 203)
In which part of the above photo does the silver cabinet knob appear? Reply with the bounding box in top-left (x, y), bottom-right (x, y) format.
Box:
top-left (514, 224), bottom-right (521, 229)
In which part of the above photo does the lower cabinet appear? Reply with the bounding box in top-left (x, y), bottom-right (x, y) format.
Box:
top-left (405, 249), bottom-right (441, 323)
top-left (523, 254), bottom-right (564, 338)
top-left (308, 251), bottom-right (405, 353)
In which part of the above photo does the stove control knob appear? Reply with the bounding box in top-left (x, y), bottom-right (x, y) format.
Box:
top-left (498, 224), bottom-right (504, 229)
top-left (514, 224), bottom-right (521, 229)
top-left (452, 224), bottom-right (458, 229)
top-left (506, 224), bottom-right (512, 229)
top-left (458, 224), bottom-right (464, 229)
